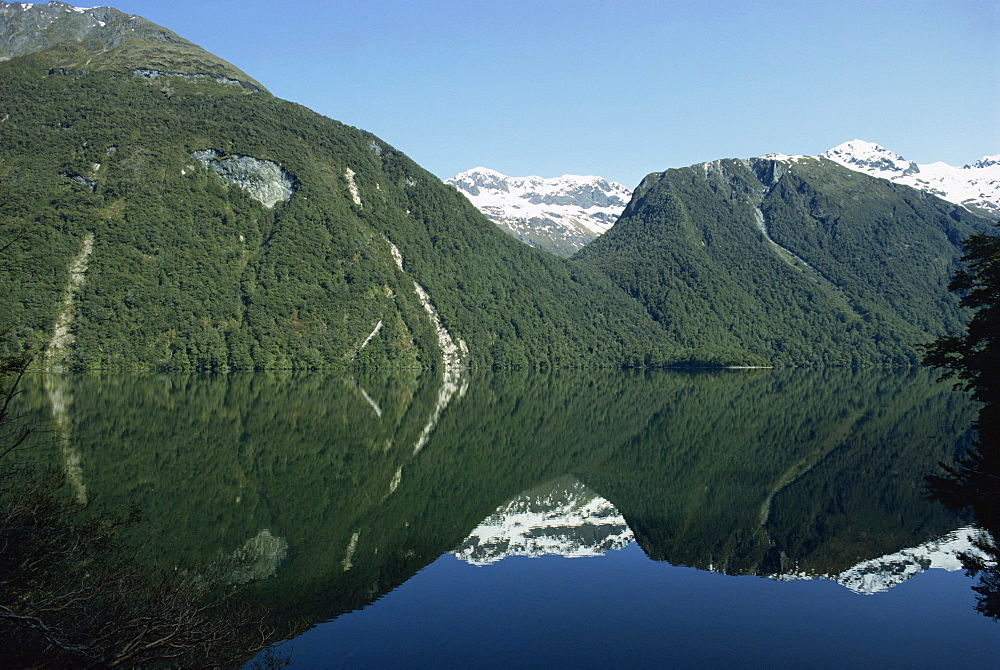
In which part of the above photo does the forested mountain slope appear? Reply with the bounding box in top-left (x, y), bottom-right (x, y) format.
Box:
top-left (574, 157), bottom-right (993, 366)
top-left (0, 3), bottom-right (668, 371)
top-left (0, 3), bottom-right (993, 370)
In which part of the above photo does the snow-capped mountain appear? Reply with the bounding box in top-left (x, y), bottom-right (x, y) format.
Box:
top-left (822, 140), bottom-right (1000, 219)
top-left (451, 476), bottom-right (633, 565)
top-left (445, 168), bottom-right (632, 257)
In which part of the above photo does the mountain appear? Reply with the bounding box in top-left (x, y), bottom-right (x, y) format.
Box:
top-left (449, 142), bottom-right (999, 257)
top-left (445, 168), bottom-right (631, 257)
top-left (822, 140), bottom-right (1000, 220)
top-left (0, 3), bottom-right (995, 371)
top-left (831, 526), bottom-right (983, 595)
top-left (0, 1), bottom-right (669, 372)
top-left (449, 473), bottom-right (983, 596)
top-left (0, 1), bottom-right (266, 91)
top-left (16, 365), bottom-right (977, 628)
top-left (452, 472), bottom-right (984, 595)
top-left (574, 155), bottom-right (994, 366)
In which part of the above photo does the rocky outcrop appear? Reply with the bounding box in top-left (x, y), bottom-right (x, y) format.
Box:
top-left (133, 68), bottom-right (263, 92)
top-left (225, 529), bottom-right (289, 584)
top-left (192, 150), bottom-right (297, 208)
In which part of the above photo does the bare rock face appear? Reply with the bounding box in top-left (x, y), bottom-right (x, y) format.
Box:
top-left (192, 150), bottom-right (297, 209)
top-left (0, 2), bottom-right (158, 58)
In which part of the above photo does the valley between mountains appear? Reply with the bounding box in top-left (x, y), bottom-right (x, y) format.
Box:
top-left (0, 1), bottom-right (995, 371)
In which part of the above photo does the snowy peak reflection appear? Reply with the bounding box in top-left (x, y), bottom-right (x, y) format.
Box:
top-left (777, 526), bottom-right (989, 595)
top-left (452, 476), bottom-right (633, 565)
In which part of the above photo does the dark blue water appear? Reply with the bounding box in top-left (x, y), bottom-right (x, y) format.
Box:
top-left (279, 542), bottom-right (1000, 668)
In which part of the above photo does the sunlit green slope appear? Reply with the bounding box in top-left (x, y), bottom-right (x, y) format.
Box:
top-left (1, 3), bottom-right (993, 369)
top-left (575, 157), bottom-right (993, 366)
top-left (0, 18), bottom-right (666, 370)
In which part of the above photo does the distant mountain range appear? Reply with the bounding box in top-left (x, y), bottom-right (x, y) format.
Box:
top-left (450, 141), bottom-right (1000, 257)
top-left (445, 168), bottom-right (631, 257)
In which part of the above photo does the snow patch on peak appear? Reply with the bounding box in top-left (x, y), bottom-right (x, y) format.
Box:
top-left (823, 140), bottom-right (918, 177)
top-left (760, 153), bottom-right (808, 163)
top-left (835, 526), bottom-right (989, 595)
top-left (772, 526), bottom-right (992, 596)
top-left (822, 140), bottom-right (1000, 218)
top-left (14, 3), bottom-right (96, 13)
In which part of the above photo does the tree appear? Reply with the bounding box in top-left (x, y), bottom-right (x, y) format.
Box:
top-left (922, 225), bottom-right (1000, 403)
top-left (923, 223), bottom-right (1000, 621)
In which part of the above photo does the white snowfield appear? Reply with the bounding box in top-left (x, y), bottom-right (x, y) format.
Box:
top-left (445, 167), bottom-right (632, 253)
top-left (833, 526), bottom-right (988, 595)
top-left (821, 139), bottom-right (1000, 218)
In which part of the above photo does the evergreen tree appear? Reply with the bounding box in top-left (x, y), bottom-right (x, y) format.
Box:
top-left (922, 224), bottom-right (1000, 402)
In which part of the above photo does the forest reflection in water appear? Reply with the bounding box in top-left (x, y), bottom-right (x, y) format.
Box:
top-left (15, 366), bottom-right (999, 664)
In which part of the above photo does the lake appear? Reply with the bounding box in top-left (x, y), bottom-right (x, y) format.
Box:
top-left (16, 366), bottom-right (1000, 667)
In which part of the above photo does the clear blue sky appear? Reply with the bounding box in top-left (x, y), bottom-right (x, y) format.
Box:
top-left (103, 0), bottom-right (996, 188)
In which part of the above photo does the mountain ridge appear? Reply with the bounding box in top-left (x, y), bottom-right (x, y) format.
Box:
top-left (450, 474), bottom-right (984, 596)
top-left (0, 3), bottom-right (995, 371)
top-left (0, 1), bottom-right (267, 91)
top-left (450, 140), bottom-right (998, 257)
top-left (574, 153), bottom-right (992, 366)
top-left (0, 6), bottom-right (672, 371)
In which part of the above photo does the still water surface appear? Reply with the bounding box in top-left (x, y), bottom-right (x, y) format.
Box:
top-left (19, 367), bottom-right (1000, 667)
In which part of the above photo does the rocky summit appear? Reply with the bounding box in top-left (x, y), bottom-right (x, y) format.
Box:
top-left (0, 1), bottom-right (266, 91)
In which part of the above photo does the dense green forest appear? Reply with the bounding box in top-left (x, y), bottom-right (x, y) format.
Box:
top-left (574, 158), bottom-right (992, 366)
top-left (0, 52), bottom-right (668, 370)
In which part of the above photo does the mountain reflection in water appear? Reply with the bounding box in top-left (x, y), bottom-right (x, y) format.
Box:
top-left (16, 367), bottom-right (994, 663)
top-left (452, 476), bottom-right (633, 565)
top-left (453, 475), bottom-right (987, 596)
